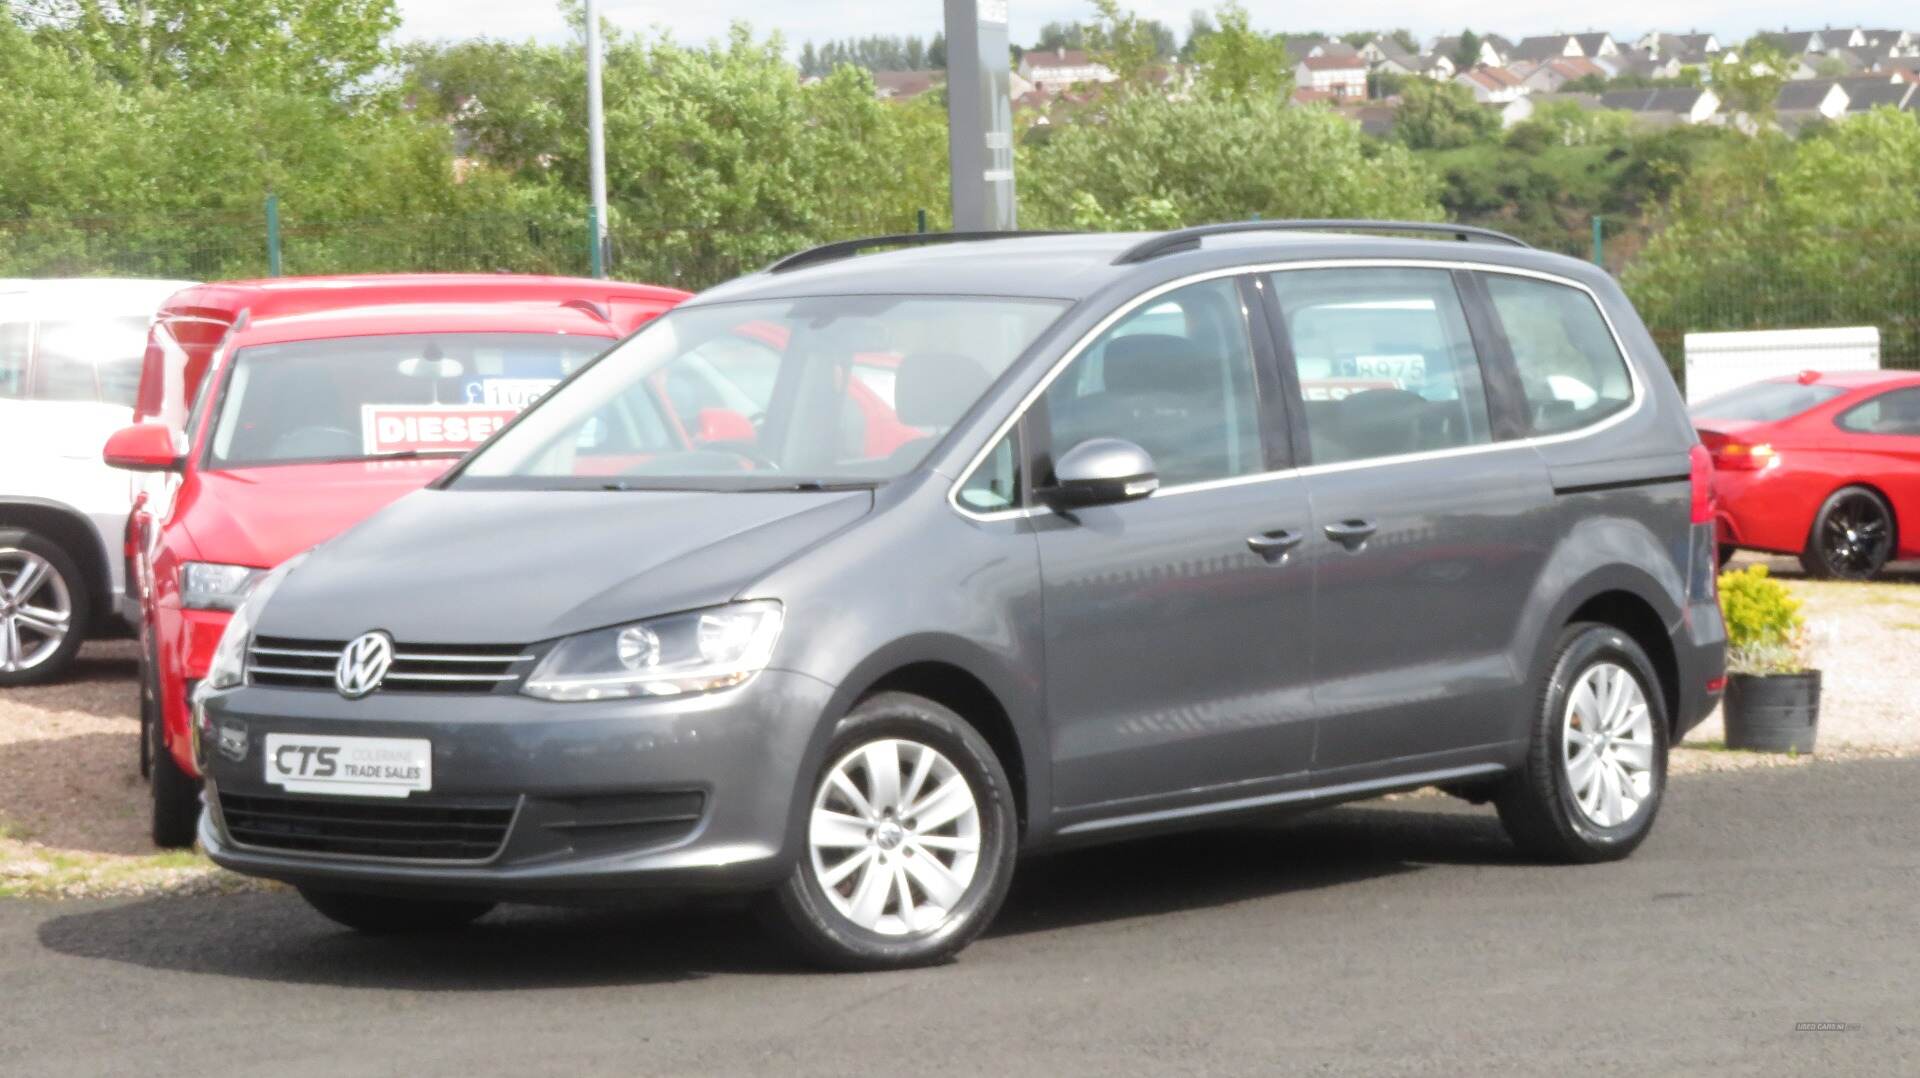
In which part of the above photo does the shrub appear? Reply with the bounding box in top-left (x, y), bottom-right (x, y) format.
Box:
top-left (1717, 564), bottom-right (1807, 675)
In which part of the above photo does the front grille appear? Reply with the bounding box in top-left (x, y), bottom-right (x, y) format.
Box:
top-left (248, 635), bottom-right (532, 694)
top-left (215, 791), bottom-right (517, 862)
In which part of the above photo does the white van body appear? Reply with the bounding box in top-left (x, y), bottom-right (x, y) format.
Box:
top-left (0, 278), bottom-right (195, 634)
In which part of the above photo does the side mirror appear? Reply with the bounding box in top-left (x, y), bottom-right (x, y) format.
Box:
top-left (103, 424), bottom-right (183, 473)
top-left (1041, 438), bottom-right (1159, 509)
top-left (694, 407), bottom-right (757, 445)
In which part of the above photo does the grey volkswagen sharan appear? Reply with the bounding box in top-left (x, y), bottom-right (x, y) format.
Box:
top-left (196, 222), bottom-right (1727, 969)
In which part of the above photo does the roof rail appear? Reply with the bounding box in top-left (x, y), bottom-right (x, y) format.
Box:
top-left (1113, 220), bottom-right (1531, 265)
top-left (767, 230), bottom-right (1075, 274)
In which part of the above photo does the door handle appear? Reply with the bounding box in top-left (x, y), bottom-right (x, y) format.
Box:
top-left (1323, 518), bottom-right (1378, 549)
top-left (1246, 529), bottom-right (1304, 562)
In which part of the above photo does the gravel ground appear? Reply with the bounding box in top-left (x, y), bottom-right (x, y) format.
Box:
top-left (2, 564), bottom-right (1915, 896)
top-left (1687, 553), bottom-right (1920, 754)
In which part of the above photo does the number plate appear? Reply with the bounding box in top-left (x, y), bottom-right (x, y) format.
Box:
top-left (264, 734), bottom-right (432, 798)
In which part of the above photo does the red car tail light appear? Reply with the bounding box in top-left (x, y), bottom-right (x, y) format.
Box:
top-left (1689, 443), bottom-right (1714, 524)
top-left (1709, 441), bottom-right (1776, 472)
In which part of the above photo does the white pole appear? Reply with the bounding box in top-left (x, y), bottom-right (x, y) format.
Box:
top-left (585, 0), bottom-right (610, 277)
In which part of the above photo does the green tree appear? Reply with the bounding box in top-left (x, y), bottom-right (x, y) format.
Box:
top-left (1020, 91), bottom-right (1443, 228)
top-left (1392, 78), bottom-right (1500, 150)
top-left (1084, 0), bottom-right (1165, 88)
top-left (15, 0), bottom-right (399, 99)
top-left (1625, 108), bottom-right (1920, 367)
top-left (1712, 41), bottom-right (1790, 127)
top-left (1450, 29), bottom-right (1483, 71)
top-left (1188, 2), bottom-right (1291, 102)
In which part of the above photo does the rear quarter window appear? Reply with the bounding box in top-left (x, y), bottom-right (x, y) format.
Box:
top-left (1483, 275), bottom-right (1634, 435)
top-left (1836, 386), bottom-right (1920, 435)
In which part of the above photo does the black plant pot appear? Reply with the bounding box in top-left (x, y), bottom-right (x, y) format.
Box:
top-left (1723, 670), bottom-right (1822, 753)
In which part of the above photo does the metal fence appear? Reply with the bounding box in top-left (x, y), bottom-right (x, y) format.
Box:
top-left (3, 207), bottom-right (1914, 373)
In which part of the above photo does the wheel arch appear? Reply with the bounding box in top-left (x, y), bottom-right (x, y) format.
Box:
top-left (1810, 480), bottom-right (1900, 556)
top-left (0, 497), bottom-right (112, 625)
top-left (811, 636), bottom-right (1047, 843)
top-left (1562, 589), bottom-right (1680, 740)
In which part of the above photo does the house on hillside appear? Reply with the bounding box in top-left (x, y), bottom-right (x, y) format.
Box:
top-left (1356, 35), bottom-right (1416, 70)
top-left (871, 70), bottom-right (941, 100)
top-left (1516, 56), bottom-right (1610, 92)
top-left (1412, 54), bottom-right (1457, 80)
top-left (1294, 55), bottom-right (1369, 99)
top-left (1510, 33), bottom-right (1617, 64)
top-left (1430, 34), bottom-right (1509, 68)
top-left (1604, 52), bottom-right (1688, 81)
top-left (1634, 31), bottom-right (1722, 59)
top-left (1455, 64), bottom-right (1528, 103)
top-left (1755, 30), bottom-right (1832, 57)
top-left (1836, 76), bottom-right (1917, 113)
top-left (1775, 80), bottom-right (1850, 129)
top-left (1854, 29), bottom-right (1917, 57)
top-left (1017, 48), bottom-right (1115, 93)
top-left (1332, 100), bottom-right (1400, 136)
top-left (1597, 87), bottom-right (1720, 125)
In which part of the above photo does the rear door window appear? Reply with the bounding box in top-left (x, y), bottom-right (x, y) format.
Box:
top-left (1269, 267), bottom-right (1493, 465)
top-left (1482, 275), bottom-right (1634, 434)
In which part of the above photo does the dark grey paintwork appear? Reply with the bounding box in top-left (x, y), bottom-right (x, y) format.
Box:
top-left (199, 230), bottom-right (1727, 898)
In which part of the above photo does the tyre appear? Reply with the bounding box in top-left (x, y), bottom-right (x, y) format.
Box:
top-left (149, 714), bottom-right (202, 849)
top-left (0, 528), bottom-right (92, 686)
top-left (1800, 486), bottom-right (1895, 580)
top-left (760, 692), bottom-right (1018, 971)
top-left (299, 888), bottom-right (495, 933)
top-left (1496, 622), bottom-right (1669, 863)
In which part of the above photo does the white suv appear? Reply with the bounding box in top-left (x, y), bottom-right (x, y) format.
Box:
top-left (0, 278), bottom-right (194, 684)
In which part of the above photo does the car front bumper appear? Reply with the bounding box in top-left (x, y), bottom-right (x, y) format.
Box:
top-left (197, 669), bottom-right (834, 900)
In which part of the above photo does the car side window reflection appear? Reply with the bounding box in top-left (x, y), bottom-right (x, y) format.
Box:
top-left (1271, 268), bottom-right (1493, 465)
top-left (1041, 279), bottom-right (1262, 488)
top-left (958, 430), bottom-right (1020, 511)
top-left (1838, 387), bottom-right (1920, 436)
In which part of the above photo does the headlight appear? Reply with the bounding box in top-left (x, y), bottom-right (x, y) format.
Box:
top-left (522, 600), bottom-right (784, 702)
top-left (200, 554), bottom-right (306, 691)
top-left (181, 561), bottom-right (267, 611)
top-left (203, 601), bottom-right (253, 691)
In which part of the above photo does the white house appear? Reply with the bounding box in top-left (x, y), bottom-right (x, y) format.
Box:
top-left (1455, 65), bottom-right (1529, 103)
top-left (1017, 48), bottom-right (1116, 94)
top-left (1294, 55), bottom-right (1369, 98)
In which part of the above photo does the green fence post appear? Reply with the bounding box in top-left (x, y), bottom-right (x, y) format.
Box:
top-left (265, 194), bottom-right (282, 277)
top-left (1591, 215), bottom-right (1604, 268)
top-left (916, 208), bottom-right (928, 234)
top-left (588, 204), bottom-right (604, 279)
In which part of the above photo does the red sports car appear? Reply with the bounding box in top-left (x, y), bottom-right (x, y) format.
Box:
top-left (1691, 369), bottom-right (1920, 579)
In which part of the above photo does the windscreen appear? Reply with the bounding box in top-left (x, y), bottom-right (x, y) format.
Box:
top-left (454, 295), bottom-right (1069, 490)
top-left (1689, 381), bottom-right (1848, 424)
top-left (206, 333), bottom-right (610, 468)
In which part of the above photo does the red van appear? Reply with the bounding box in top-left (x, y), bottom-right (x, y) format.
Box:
top-left (105, 275), bottom-right (688, 846)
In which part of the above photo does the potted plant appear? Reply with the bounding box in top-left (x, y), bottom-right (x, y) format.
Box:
top-left (1717, 564), bottom-right (1821, 753)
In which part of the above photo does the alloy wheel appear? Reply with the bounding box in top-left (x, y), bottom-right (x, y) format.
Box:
top-left (1820, 492), bottom-right (1892, 578)
top-left (1562, 662), bottom-right (1655, 829)
top-left (807, 738), bottom-right (982, 937)
top-left (0, 548), bottom-right (72, 674)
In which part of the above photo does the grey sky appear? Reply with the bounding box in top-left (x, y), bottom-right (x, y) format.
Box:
top-left (394, 1), bottom-right (1918, 51)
